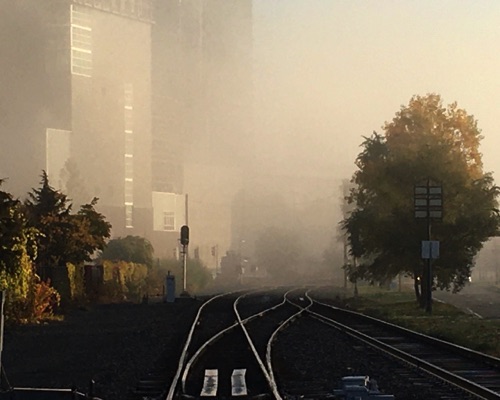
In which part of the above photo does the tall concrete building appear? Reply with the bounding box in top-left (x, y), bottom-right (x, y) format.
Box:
top-left (0, 0), bottom-right (254, 265)
top-left (0, 0), bottom-right (156, 237)
top-left (152, 0), bottom-right (254, 267)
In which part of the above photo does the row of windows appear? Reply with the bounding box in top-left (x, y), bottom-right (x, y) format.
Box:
top-left (124, 179), bottom-right (133, 204)
top-left (72, 27), bottom-right (92, 50)
top-left (124, 83), bottom-right (134, 107)
top-left (124, 108), bottom-right (133, 131)
top-left (125, 131), bottom-right (133, 155)
top-left (71, 6), bottom-right (92, 77)
top-left (71, 7), bottom-right (92, 27)
top-left (124, 155), bottom-right (133, 178)
top-left (71, 49), bottom-right (92, 76)
top-left (125, 204), bottom-right (133, 229)
top-left (72, 0), bottom-right (153, 22)
top-left (124, 83), bottom-right (134, 228)
top-left (163, 211), bottom-right (175, 231)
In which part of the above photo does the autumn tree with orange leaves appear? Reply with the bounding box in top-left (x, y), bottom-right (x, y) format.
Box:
top-left (342, 94), bottom-right (500, 304)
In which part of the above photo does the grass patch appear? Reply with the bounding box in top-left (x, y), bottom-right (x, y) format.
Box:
top-left (344, 287), bottom-right (500, 357)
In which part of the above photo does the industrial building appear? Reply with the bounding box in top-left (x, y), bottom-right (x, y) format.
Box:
top-left (0, 0), bottom-right (254, 267)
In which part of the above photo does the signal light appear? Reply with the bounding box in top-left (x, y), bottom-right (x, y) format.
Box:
top-left (180, 225), bottom-right (189, 246)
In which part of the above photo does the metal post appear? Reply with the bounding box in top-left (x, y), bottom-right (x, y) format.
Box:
top-left (415, 179), bottom-right (442, 314)
top-left (183, 195), bottom-right (189, 294)
top-left (426, 210), bottom-right (433, 314)
top-left (343, 236), bottom-right (348, 289)
top-left (183, 245), bottom-right (187, 292)
top-left (0, 291), bottom-right (4, 388)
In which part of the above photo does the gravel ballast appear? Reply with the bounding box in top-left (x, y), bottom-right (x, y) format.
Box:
top-left (2, 299), bottom-right (201, 400)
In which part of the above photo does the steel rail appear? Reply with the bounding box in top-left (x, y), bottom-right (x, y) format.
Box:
top-left (234, 287), bottom-right (305, 399)
top-left (233, 291), bottom-right (285, 399)
top-left (305, 292), bottom-right (500, 400)
top-left (177, 287), bottom-right (283, 398)
top-left (311, 292), bottom-right (500, 369)
top-left (263, 288), bottom-right (313, 400)
top-left (165, 291), bottom-right (236, 400)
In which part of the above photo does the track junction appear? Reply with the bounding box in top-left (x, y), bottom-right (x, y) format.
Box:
top-left (127, 286), bottom-right (500, 400)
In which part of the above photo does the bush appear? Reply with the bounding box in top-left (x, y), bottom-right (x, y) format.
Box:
top-left (5, 274), bottom-right (60, 324)
top-left (1, 253), bottom-right (60, 324)
top-left (31, 277), bottom-right (61, 320)
top-left (147, 258), bottom-right (212, 296)
top-left (67, 263), bottom-right (85, 303)
top-left (99, 261), bottom-right (148, 303)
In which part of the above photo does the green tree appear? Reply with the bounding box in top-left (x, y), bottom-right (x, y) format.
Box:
top-left (24, 171), bottom-right (72, 267)
top-left (0, 180), bottom-right (59, 323)
top-left (0, 179), bottom-right (30, 274)
top-left (0, 180), bottom-right (35, 295)
top-left (343, 94), bottom-right (500, 302)
top-left (66, 198), bottom-right (112, 265)
top-left (25, 171), bottom-right (111, 268)
top-left (101, 235), bottom-right (154, 268)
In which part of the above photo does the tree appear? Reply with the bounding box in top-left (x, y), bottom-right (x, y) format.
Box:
top-left (66, 198), bottom-right (112, 265)
top-left (24, 171), bottom-right (111, 268)
top-left (101, 235), bottom-right (154, 268)
top-left (342, 94), bottom-right (500, 302)
top-left (24, 171), bottom-right (73, 268)
top-left (0, 179), bottom-right (34, 293)
top-left (0, 180), bottom-right (60, 322)
top-left (0, 179), bottom-right (28, 274)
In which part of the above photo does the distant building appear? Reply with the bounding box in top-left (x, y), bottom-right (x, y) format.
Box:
top-left (0, 0), bottom-right (188, 255)
top-left (152, 0), bottom-right (254, 266)
top-left (0, 0), bottom-right (155, 234)
top-left (0, 0), bottom-right (254, 263)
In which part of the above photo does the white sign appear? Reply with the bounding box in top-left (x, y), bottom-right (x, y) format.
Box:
top-left (421, 241), bottom-right (439, 259)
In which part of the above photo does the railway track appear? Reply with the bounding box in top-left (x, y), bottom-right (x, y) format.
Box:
top-left (129, 286), bottom-right (500, 400)
top-left (272, 288), bottom-right (500, 399)
top-left (165, 287), bottom-right (303, 399)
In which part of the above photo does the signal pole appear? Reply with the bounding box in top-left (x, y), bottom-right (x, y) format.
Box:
top-left (180, 225), bottom-right (189, 295)
top-left (414, 180), bottom-right (442, 314)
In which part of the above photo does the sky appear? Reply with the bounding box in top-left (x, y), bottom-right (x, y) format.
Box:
top-left (252, 0), bottom-right (500, 182)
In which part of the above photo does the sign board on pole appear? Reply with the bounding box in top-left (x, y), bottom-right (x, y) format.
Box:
top-left (421, 240), bottom-right (440, 259)
top-left (414, 184), bottom-right (443, 219)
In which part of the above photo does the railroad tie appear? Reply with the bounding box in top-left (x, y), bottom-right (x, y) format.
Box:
top-left (231, 369), bottom-right (247, 396)
top-left (200, 369), bottom-right (218, 396)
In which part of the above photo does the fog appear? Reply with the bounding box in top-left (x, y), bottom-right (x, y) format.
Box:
top-left (1, 1), bottom-right (500, 283)
top-left (253, 1), bottom-right (500, 178)
top-left (250, 1), bottom-right (500, 280)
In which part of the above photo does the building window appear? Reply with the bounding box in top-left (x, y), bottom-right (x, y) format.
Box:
top-left (71, 5), bottom-right (92, 77)
top-left (124, 155), bottom-right (133, 179)
top-left (125, 204), bottom-right (133, 228)
top-left (163, 211), bottom-right (175, 231)
top-left (124, 179), bottom-right (133, 204)
top-left (124, 83), bottom-right (133, 108)
top-left (124, 83), bottom-right (134, 228)
top-left (125, 131), bottom-right (133, 155)
top-left (124, 109), bottom-right (133, 131)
